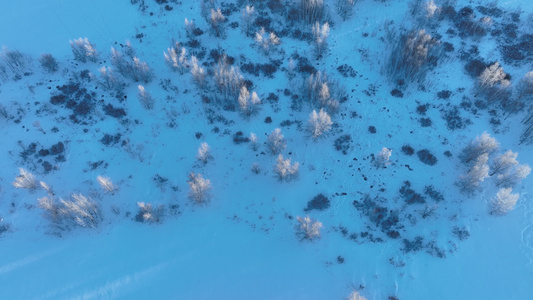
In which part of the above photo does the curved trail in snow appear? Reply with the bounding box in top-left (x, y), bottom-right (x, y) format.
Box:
top-left (520, 193), bottom-right (533, 265)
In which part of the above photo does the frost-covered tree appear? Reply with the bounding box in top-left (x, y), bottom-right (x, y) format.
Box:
top-left (267, 128), bottom-right (287, 155)
top-left (241, 5), bottom-right (256, 36)
top-left (296, 215), bottom-right (322, 240)
top-left (347, 290), bottom-right (368, 300)
top-left (459, 132), bottom-right (499, 164)
top-left (188, 172), bottom-right (212, 204)
top-left (478, 62), bottom-right (510, 90)
top-left (308, 108), bottom-right (332, 138)
top-left (197, 142), bottom-right (212, 163)
top-left (0, 48), bottom-right (32, 77)
top-left (336, 0), bottom-right (355, 21)
top-left (458, 153), bottom-right (490, 193)
top-left (39, 54), bottom-right (58, 73)
top-left (97, 66), bottom-right (125, 92)
top-left (476, 62), bottom-right (511, 104)
top-left (135, 202), bottom-right (165, 223)
top-left (374, 147), bottom-right (392, 168)
top-left (238, 86), bottom-right (261, 116)
top-left (387, 29), bottom-right (439, 83)
top-left (190, 56), bottom-right (207, 88)
top-left (164, 44), bottom-right (188, 74)
top-left (97, 175), bottom-right (116, 193)
top-left (312, 22), bottom-right (330, 59)
top-left (496, 164), bottom-right (531, 188)
top-left (138, 85), bottom-right (154, 110)
top-left (251, 162), bottom-right (261, 174)
top-left (137, 85), bottom-right (154, 109)
top-left (214, 56), bottom-right (243, 101)
top-left (490, 188), bottom-right (519, 215)
top-left (274, 154), bottom-right (299, 181)
top-left (300, 0), bottom-right (325, 24)
top-left (39, 194), bottom-right (102, 230)
top-left (304, 71), bottom-right (341, 112)
top-left (255, 28), bottom-right (281, 55)
top-left (184, 18), bottom-right (197, 40)
top-left (110, 47), bottom-right (153, 83)
top-left (201, 0), bottom-right (217, 20)
top-left (490, 150), bottom-right (518, 176)
top-left (70, 38), bottom-right (98, 63)
top-left (210, 8), bottom-right (226, 37)
top-left (249, 132), bottom-right (259, 151)
top-left (12, 168), bottom-right (37, 190)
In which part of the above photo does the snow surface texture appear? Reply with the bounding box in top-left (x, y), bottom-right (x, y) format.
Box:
top-left (1, 0), bottom-right (533, 299)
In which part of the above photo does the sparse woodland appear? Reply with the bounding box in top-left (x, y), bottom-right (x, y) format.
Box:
top-left (1, 0), bottom-right (533, 298)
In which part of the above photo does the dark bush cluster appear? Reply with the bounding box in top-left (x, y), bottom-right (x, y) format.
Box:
top-left (353, 195), bottom-right (400, 233)
top-left (417, 149), bottom-right (438, 165)
top-left (401, 145), bottom-right (414, 156)
top-left (100, 133), bottom-right (122, 146)
top-left (424, 185), bottom-right (444, 202)
top-left (240, 62), bottom-right (278, 78)
top-left (442, 106), bottom-right (471, 130)
top-left (333, 134), bottom-right (351, 155)
top-left (305, 193), bottom-right (330, 212)
top-left (400, 181), bottom-right (425, 204)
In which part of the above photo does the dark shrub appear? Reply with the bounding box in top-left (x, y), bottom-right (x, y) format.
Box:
top-left (437, 90), bottom-right (451, 99)
top-left (50, 142), bottom-right (65, 155)
top-left (334, 134), bottom-right (351, 155)
top-left (402, 236), bottom-right (424, 253)
top-left (417, 149), bottom-right (437, 165)
top-left (400, 181), bottom-right (426, 204)
top-left (233, 131), bottom-right (250, 144)
top-left (368, 126), bottom-right (376, 133)
top-left (424, 185), bottom-right (444, 202)
top-left (390, 89), bottom-right (403, 98)
top-left (103, 104), bottom-right (126, 118)
top-left (420, 117), bottom-right (432, 127)
top-left (401, 145), bottom-right (414, 155)
top-left (305, 193), bottom-right (330, 212)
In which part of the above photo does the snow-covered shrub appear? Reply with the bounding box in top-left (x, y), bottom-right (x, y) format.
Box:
top-left (97, 66), bottom-right (125, 92)
top-left (458, 153), bottom-right (489, 194)
top-left (110, 47), bottom-right (153, 83)
top-left (311, 22), bottom-right (329, 59)
top-left (296, 215), bottom-right (322, 240)
top-left (249, 132), bottom-right (259, 151)
top-left (137, 85), bottom-right (154, 110)
top-left (490, 150), bottom-right (518, 176)
top-left (135, 202), bottom-right (165, 223)
top-left (39, 194), bottom-right (102, 229)
top-left (496, 164), bottom-right (531, 188)
top-left (97, 175), bottom-right (116, 193)
top-left (476, 62), bottom-right (511, 104)
top-left (386, 29), bottom-right (439, 83)
top-left (190, 56), bottom-right (207, 88)
top-left (214, 56), bottom-right (243, 101)
top-left (490, 188), bottom-right (519, 215)
top-left (336, 0), bottom-right (355, 21)
top-left (347, 290), bottom-right (368, 300)
top-left (241, 5), bottom-right (257, 36)
top-left (299, 0), bottom-right (325, 24)
top-left (238, 86), bottom-right (261, 116)
top-left (255, 28), bottom-right (281, 55)
top-left (274, 154), bottom-right (299, 181)
top-left (188, 172), bottom-right (212, 204)
top-left (267, 128), bottom-right (287, 155)
top-left (459, 132), bottom-right (499, 164)
top-left (374, 147), bottom-right (392, 168)
top-left (70, 38), bottom-right (98, 63)
top-left (12, 168), bottom-right (37, 190)
top-left (196, 142), bottom-right (212, 163)
top-left (39, 54), bottom-right (58, 73)
top-left (308, 108), bottom-right (332, 138)
top-left (164, 44), bottom-right (188, 74)
top-left (209, 8), bottom-right (226, 37)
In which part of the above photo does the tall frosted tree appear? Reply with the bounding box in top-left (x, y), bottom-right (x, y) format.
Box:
top-left (458, 153), bottom-right (489, 193)
top-left (490, 150), bottom-right (518, 176)
top-left (490, 188), bottom-right (519, 215)
top-left (459, 132), bottom-right (499, 164)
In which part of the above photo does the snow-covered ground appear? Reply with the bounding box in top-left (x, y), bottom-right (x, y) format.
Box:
top-left (1, 0), bottom-right (532, 299)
